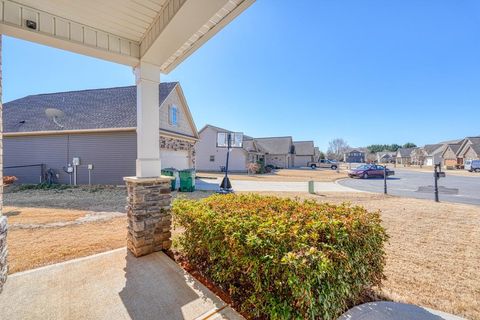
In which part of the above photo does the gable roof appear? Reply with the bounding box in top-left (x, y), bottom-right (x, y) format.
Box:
top-left (457, 136), bottom-right (480, 156)
top-left (466, 144), bottom-right (480, 157)
top-left (423, 144), bottom-right (444, 156)
top-left (397, 147), bottom-right (416, 157)
top-left (293, 141), bottom-right (314, 156)
top-left (4, 82), bottom-right (181, 133)
top-left (198, 124), bottom-right (253, 141)
top-left (255, 136), bottom-right (293, 155)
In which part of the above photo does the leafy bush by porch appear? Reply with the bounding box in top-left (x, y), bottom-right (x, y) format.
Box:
top-left (173, 194), bottom-right (387, 319)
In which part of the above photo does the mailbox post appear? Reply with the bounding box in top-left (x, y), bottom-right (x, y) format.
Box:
top-left (434, 163), bottom-right (446, 202)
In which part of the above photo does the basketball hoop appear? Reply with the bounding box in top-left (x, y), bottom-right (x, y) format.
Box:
top-left (216, 131), bottom-right (244, 193)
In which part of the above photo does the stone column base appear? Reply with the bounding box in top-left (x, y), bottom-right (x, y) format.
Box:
top-left (0, 216), bottom-right (7, 293)
top-left (124, 176), bottom-right (173, 257)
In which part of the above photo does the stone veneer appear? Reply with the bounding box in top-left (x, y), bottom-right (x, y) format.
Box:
top-left (124, 176), bottom-right (173, 257)
top-left (0, 216), bottom-right (7, 294)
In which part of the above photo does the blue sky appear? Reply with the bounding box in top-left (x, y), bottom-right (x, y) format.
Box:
top-left (4, 0), bottom-right (480, 151)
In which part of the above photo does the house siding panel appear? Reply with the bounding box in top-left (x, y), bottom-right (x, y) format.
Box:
top-left (4, 132), bottom-right (136, 185)
top-left (159, 87), bottom-right (194, 137)
top-left (195, 127), bottom-right (247, 172)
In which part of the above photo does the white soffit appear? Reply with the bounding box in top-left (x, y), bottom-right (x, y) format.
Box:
top-left (0, 0), bottom-right (255, 70)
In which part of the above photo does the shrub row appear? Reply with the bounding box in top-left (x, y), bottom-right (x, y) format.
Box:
top-left (173, 194), bottom-right (387, 319)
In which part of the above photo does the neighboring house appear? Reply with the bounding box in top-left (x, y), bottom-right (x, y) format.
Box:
top-left (456, 137), bottom-right (480, 166)
top-left (396, 147), bottom-right (416, 165)
top-left (195, 125), bottom-right (262, 172)
top-left (3, 82), bottom-right (198, 185)
top-left (292, 141), bottom-right (315, 167)
top-left (344, 149), bottom-right (365, 163)
top-left (442, 143), bottom-right (462, 167)
top-left (463, 144), bottom-right (480, 162)
top-left (376, 151), bottom-right (396, 163)
top-left (411, 144), bottom-right (444, 166)
top-left (422, 144), bottom-right (445, 166)
top-left (255, 136), bottom-right (294, 169)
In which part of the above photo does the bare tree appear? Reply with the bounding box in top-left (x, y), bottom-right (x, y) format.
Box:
top-left (327, 138), bottom-right (350, 161)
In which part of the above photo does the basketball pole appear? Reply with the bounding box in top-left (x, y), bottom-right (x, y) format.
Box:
top-left (220, 133), bottom-right (233, 192)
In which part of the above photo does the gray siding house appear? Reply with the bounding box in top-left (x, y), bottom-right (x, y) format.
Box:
top-left (344, 149), bottom-right (365, 163)
top-left (3, 82), bottom-right (198, 185)
top-left (292, 141), bottom-right (315, 167)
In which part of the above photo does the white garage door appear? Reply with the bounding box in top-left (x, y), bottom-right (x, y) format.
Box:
top-left (160, 150), bottom-right (190, 170)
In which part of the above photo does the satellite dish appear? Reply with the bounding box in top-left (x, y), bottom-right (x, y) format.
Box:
top-left (45, 108), bottom-right (65, 129)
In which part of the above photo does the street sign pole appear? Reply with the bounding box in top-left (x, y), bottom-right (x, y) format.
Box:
top-left (384, 165), bottom-right (387, 194)
top-left (434, 164), bottom-right (440, 202)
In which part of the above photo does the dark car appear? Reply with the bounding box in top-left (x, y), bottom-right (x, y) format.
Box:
top-left (348, 164), bottom-right (392, 179)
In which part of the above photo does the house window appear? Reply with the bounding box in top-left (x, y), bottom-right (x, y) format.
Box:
top-left (210, 155), bottom-right (215, 162)
top-left (169, 105), bottom-right (178, 126)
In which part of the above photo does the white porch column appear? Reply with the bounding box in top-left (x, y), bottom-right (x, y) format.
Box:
top-left (134, 61), bottom-right (161, 177)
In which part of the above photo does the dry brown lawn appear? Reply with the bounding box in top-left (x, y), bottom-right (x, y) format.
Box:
top-left (7, 217), bottom-right (127, 274)
top-left (3, 188), bottom-right (212, 274)
top-left (197, 168), bottom-right (347, 182)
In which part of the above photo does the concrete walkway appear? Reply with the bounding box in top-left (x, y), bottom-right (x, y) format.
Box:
top-left (339, 301), bottom-right (465, 320)
top-left (196, 178), bottom-right (359, 193)
top-left (0, 248), bottom-right (243, 320)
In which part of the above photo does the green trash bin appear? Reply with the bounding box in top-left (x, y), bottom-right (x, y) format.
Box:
top-left (179, 169), bottom-right (196, 192)
top-left (161, 168), bottom-right (178, 191)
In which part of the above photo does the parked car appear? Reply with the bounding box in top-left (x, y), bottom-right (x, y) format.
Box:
top-left (308, 159), bottom-right (338, 170)
top-left (465, 160), bottom-right (480, 172)
top-left (348, 164), bottom-right (393, 179)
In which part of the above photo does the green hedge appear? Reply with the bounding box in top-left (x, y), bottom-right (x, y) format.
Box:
top-left (173, 194), bottom-right (387, 319)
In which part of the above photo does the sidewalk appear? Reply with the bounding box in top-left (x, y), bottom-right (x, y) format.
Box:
top-left (0, 248), bottom-right (243, 320)
top-left (196, 177), bottom-right (361, 192)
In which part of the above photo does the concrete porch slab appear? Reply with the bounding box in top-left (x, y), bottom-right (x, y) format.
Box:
top-left (0, 248), bottom-right (244, 320)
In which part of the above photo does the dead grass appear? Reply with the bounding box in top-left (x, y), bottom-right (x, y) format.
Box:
top-left (7, 217), bottom-right (127, 274)
top-left (197, 168), bottom-right (347, 182)
top-left (3, 206), bottom-right (87, 224)
top-left (245, 192), bottom-right (480, 320)
top-left (4, 189), bottom-right (212, 274)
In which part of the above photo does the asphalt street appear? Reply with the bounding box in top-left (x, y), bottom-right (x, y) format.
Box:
top-left (338, 167), bottom-right (480, 205)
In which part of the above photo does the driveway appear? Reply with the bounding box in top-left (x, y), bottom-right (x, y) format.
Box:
top-left (338, 168), bottom-right (480, 205)
top-left (196, 177), bottom-right (357, 193)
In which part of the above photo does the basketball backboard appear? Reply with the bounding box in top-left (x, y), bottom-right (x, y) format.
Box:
top-left (217, 132), bottom-right (243, 148)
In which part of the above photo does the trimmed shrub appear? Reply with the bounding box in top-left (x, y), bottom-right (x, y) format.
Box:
top-left (173, 194), bottom-right (388, 319)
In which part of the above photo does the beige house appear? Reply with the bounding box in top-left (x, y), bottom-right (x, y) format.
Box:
top-left (255, 137), bottom-right (294, 169)
top-left (456, 137), bottom-right (480, 165)
top-left (293, 141), bottom-right (315, 167)
top-left (195, 125), bottom-right (261, 172)
top-left (442, 143), bottom-right (462, 167)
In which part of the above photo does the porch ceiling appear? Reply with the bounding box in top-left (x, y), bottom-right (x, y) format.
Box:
top-left (0, 0), bottom-right (254, 71)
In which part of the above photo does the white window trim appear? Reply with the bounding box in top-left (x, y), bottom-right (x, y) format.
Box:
top-left (169, 104), bottom-right (179, 126)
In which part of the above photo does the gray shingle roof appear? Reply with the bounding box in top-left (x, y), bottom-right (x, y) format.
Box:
top-left (293, 141), bottom-right (314, 156)
top-left (468, 144), bottom-right (480, 156)
top-left (4, 83), bottom-right (178, 133)
top-left (423, 144), bottom-right (444, 155)
top-left (397, 147), bottom-right (416, 157)
top-left (448, 144), bottom-right (461, 154)
top-left (255, 137), bottom-right (293, 155)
